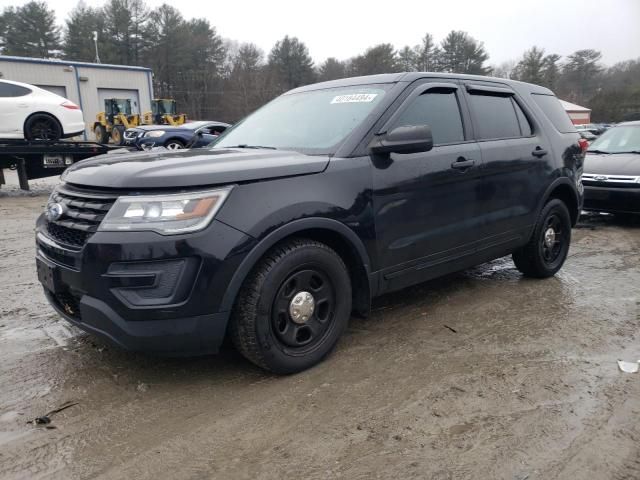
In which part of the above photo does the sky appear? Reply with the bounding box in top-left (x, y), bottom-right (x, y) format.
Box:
top-left (2, 0), bottom-right (639, 66)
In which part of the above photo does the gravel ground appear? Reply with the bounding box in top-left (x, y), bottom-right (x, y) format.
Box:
top-left (0, 185), bottom-right (639, 480)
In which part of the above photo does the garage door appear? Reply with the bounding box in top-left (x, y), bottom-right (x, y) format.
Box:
top-left (97, 88), bottom-right (141, 114)
top-left (36, 85), bottom-right (67, 98)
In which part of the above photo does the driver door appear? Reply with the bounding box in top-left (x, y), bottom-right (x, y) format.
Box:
top-left (372, 81), bottom-right (484, 291)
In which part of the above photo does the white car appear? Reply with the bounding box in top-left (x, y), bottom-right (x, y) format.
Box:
top-left (0, 79), bottom-right (85, 141)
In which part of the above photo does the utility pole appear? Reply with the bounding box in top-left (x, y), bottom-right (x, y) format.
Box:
top-left (93, 31), bottom-right (101, 64)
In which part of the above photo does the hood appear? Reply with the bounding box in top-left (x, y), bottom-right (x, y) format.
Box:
top-left (62, 148), bottom-right (330, 189)
top-left (584, 152), bottom-right (640, 176)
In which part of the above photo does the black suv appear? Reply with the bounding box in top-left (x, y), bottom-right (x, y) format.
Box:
top-left (36, 73), bottom-right (584, 373)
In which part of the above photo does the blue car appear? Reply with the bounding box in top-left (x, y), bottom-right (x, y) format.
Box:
top-left (123, 121), bottom-right (230, 150)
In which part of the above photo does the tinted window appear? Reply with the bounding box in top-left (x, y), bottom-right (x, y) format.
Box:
top-left (392, 90), bottom-right (464, 145)
top-left (531, 94), bottom-right (576, 133)
top-left (514, 100), bottom-right (533, 136)
top-left (469, 93), bottom-right (520, 139)
top-left (0, 82), bottom-right (31, 98)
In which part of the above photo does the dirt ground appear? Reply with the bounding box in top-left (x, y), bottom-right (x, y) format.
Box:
top-left (1, 173), bottom-right (639, 480)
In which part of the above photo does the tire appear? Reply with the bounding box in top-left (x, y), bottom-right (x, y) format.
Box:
top-left (24, 114), bottom-right (62, 141)
top-left (94, 124), bottom-right (109, 144)
top-left (230, 238), bottom-right (352, 374)
top-left (513, 199), bottom-right (572, 278)
top-left (111, 125), bottom-right (125, 145)
top-left (165, 139), bottom-right (185, 150)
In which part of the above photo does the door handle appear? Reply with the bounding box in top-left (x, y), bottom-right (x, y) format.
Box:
top-left (532, 147), bottom-right (548, 158)
top-left (451, 157), bottom-right (475, 170)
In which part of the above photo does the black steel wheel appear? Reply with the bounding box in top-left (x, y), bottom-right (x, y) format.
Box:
top-left (24, 114), bottom-right (62, 141)
top-left (230, 238), bottom-right (352, 374)
top-left (513, 198), bottom-right (572, 278)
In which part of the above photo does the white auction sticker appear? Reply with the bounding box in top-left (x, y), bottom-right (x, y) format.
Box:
top-left (331, 93), bottom-right (378, 104)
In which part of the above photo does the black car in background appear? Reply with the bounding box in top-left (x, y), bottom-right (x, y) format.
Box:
top-left (36, 73), bottom-right (584, 373)
top-left (123, 121), bottom-right (230, 150)
top-left (583, 121), bottom-right (640, 214)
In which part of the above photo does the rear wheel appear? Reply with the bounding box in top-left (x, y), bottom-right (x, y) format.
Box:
top-left (513, 199), bottom-right (572, 278)
top-left (24, 114), bottom-right (61, 141)
top-left (230, 238), bottom-right (352, 374)
top-left (93, 124), bottom-right (109, 144)
top-left (111, 125), bottom-right (125, 145)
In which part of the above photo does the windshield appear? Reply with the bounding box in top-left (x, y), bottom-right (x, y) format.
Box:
top-left (588, 125), bottom-right (640, 154)
top-left (214, 85), bottom-right (389, 154)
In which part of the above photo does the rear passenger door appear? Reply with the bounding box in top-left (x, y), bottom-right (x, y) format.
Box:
top-left (463, 83), bottom-right (549, 246)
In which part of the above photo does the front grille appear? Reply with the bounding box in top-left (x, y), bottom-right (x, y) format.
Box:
top-left (124, 130), bottom-right (139, 140)
top-left (45, 185), bottom-right (118, 248)
top-left (582, 173), bottom-right (640, 185)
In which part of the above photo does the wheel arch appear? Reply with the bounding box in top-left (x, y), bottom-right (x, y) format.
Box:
top-left (23, 111), bottom-right (62, 138)
top-left (220, 218), bottom-right (373, 319)
top-left (537, 178), bottom-right (580, 227)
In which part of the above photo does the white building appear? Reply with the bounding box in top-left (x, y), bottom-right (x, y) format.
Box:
top-left (0, 55), bottom-right (153, 139)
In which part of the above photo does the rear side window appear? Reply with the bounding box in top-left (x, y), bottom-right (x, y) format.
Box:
top-left (468, 92), bottom-right (520, 140)
top-left (0, 82), bottom-right (31, 98)
top-left (531, 94), bottom-right (575, 133)
top-left (392, 89), bottom-right (465, 145)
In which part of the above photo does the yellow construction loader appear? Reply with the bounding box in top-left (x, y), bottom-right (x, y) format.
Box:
top-left (93, 98), bottom-right (141, 145)
top-left (142, 99), bottom-right (187, 126)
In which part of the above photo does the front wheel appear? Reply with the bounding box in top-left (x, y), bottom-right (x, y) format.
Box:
top-left (230, 238), bottom-right (352, 374)
top-left (165, 140), bottom-right (184, 150)
top-left (513, 198), bottom-right (572, 278)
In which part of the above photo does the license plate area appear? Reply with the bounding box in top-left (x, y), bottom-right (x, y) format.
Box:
top-left (36, 256), bottom-right (60, 293)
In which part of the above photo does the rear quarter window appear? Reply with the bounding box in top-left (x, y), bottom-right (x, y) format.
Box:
top-left (531, 94), bottom-right (576, 133)
top-left (0, 82), bottom-right (31, 98)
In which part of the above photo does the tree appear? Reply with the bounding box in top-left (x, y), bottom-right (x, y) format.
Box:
top-left (101, 0), bottom-right (149, 65)
top-left (223, 43), bottom-right (272, 120)
top-left (317, 57), bottom-right (347, 82)
top-left (512, 47), bottom-right (562, 89)
top-left (414, 33), bottom-right (440, 71)
top-left (513, 46), bottom-right (546, 84)
top-left (267, 35), bottom-right (315, 92)
top-left (542, 53), bottom-right (561, 90)
top-left (350, 43), bottom-right (398, 76)
top-left (1, 1), bottom-right (60, 58)
top-left (397, 46), bottom-right (418, 71)
top-left (559, 49), bottom-right (603, 104)
top-left (439, 30), bottom-right (489, 74)
top-left (63, 3), bottom-right (106, 62)
top-left (491, 60), bottom-right (517, 79)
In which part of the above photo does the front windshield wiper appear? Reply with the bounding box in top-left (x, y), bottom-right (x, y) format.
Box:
top-left (587, 149), bottom-right (611, 154)
top-left (226, 144), bottom-right (277, 150)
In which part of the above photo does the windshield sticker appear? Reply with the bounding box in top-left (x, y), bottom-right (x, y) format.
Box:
top-left (331, 93), bottom-right (378, 104)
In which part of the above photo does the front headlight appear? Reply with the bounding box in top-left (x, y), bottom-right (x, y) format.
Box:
top-left (144, 130), bottom-right (166, 138)
top-left (99, 187), bottom-right (232, 234)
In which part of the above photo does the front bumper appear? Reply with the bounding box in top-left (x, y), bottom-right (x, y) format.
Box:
top-left (36, 216), bottom-right (255, 355)
top-left (583, 185), bottom-right (640, 214)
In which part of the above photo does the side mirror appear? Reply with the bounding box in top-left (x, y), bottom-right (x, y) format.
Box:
top-left (370, 125), bottom-right (434, 155)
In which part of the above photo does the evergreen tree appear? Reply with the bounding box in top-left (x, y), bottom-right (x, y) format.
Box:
top-left (1, 1), bottom-right (60, 58)
top-left (317, 57), bottom-right (347, 82)
top-left (350, 43), bottom-right (399, 76)
top-left (439, 30), bottom-right (489, 74)
top-left (101, 0), bottom-right (149, 65)
top-left (414, 33), bottom-right (440, 71)
top-left (267, 36), bottom-right (315, 91)
top-left (63, 3), bottom-right (105, 62)
top-left (397, 46), bottom-right (418, 72)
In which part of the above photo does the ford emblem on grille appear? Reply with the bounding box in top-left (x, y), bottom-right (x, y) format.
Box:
top-left (46, 202), bottom-right (65, 221)
top-left (593, 175), bottom-right (608, 181)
